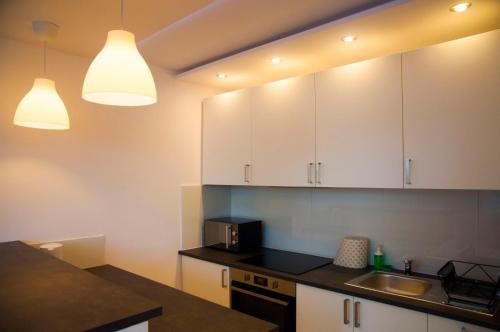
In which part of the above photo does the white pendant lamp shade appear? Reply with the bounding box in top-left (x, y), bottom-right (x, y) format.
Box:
top-left (14, 78), bottom-right (70, 130)
top-left (82, 30), bottom-right (157, 106)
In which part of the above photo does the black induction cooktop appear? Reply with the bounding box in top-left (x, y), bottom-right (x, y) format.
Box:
top-left (238, 250), bottom-right (332, 275)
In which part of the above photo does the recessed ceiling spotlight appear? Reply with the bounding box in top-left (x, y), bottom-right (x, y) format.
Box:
top-left (342, 35), bottom-right (356, 43)
top-left (450, 2), bottom-right (471, 12)
top-left (217, 73), bottom-right (227, 79)
top-left (271, 57), bottom-right (282, 64)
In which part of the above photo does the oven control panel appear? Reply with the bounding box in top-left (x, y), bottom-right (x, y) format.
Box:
top-left (231, 268), bottom-right (296, 297)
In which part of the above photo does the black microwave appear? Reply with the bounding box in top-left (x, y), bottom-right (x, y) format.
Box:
top-left (204, 217), bottom-right (262, 252)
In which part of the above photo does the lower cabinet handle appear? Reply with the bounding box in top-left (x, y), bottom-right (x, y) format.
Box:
top-left (354, 301), bottom-right (360, 328)
top-left (307, 163), bottom-right (314, 184)
top-left (404, 158), bottom-right (412, 185)
top-left (221, 269), bottom-right (228, 288)
top-left (343, 298), bottom-right (350, 325)
top-left (244, 164), bottom-right (251, 183)
top-left (316, 162), bottom-right (322, 184)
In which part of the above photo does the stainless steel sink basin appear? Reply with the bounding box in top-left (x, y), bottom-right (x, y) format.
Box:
top-left (346, 271), bottom-right (496, 316)
top-left (346, 271), bottom-right (447, 302)
top-left (349, 272), bottom-right (431, 296)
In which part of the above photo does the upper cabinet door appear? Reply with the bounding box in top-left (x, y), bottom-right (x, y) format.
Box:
top-left (315, 55), bottom-right (403, 188)
top-left (252, 75), bottom-right (316, 187)
top-left (402, 30), bottom-right (500, 189)
top-left (202, 90), bottom-right (251, 185)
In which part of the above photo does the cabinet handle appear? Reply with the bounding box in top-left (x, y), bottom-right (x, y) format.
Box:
top-left (316, 162), bottom-right (322, 184)
top-left (343, 298), bottom-right (350, 325)
top-left (221, 269), bottom-right (228, 288)
top-left (354, 301), bottom-right (360, 328)
top-left (307, 162), bottom-right (314, 184)
top-left (244, 164), bottom-right (251, 183)
top-left (404, 158), bottom-right (412, 185)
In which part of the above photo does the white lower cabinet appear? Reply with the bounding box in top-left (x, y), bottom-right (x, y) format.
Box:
top-left (181, 256), bottom-right (230, 307)
top-left (428, 315), bottom-right (496, 332)
top-left (353, 296), bottom-right (426, 332)
top-left (297, 284), bottom-right (352, 332)
top-left (297, 284), bottom-right (426, 332)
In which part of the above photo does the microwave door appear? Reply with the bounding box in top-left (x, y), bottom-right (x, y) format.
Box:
top-left (205, 222), bottom-right (231, 249)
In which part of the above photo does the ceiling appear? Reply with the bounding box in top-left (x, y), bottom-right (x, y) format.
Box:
top-left (0, 0), bottom-right (212, 58)
top-left (1, 0), bottom-right (498, 91)
top-left (176, 0), bottom-right (500, 90)
top-left (138, 0), bottom-right (390, 72)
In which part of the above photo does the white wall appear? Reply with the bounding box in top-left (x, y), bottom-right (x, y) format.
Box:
top-left (0, 37), bottom-right (219, 286)
top-left (229, 186), bottom-right (500, 275)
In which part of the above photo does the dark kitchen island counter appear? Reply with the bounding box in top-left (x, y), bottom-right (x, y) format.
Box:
top-left (87, 265), bottom-right (279, 332)
top-left (0, 241), bottom-right (162, 332)
top-left (179, 246), bottom-right (500, 331)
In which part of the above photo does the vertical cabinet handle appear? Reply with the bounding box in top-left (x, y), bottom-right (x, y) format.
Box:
top-left (307, 163), bottom-right (315, 184)
top-left (316, 162), bottom-right (322, 184)
top-left (221, 269), bottom-right (228, 288)
top-left (244, 164), bottom-right (251, 183)
top-left (343, 298), bottom-right (350, 325)
top-left (354, 301), bottom-right (361, 328)
top-left (404, 158), bottom-right (412, 185)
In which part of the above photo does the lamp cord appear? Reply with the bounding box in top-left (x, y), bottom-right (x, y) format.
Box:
top-left (120, 0), bottom-right (124, 29)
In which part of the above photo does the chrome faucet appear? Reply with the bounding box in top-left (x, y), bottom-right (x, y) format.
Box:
top-left (404, 258), bottom-right (413, 275)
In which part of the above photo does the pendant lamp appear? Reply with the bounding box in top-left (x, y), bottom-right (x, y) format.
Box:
top-left (82, 0), bottom-right (157, 106)
top-left (13, 21), bottom-right (70, 130)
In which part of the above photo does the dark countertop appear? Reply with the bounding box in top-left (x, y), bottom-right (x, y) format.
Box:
top-left (0, 241), bottom-right (162, 332)
top-left (87, 265), bottom-right (278, 332)
top-left (179, 246), bottom-right (500, 331)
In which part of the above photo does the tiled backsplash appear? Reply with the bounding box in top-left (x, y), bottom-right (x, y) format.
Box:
top-left (205, 186), bottom-right (500, 274)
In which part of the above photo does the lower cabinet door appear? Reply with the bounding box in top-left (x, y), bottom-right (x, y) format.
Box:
top-left (181, 256), bottom-right (230, 307)
top-left (428, 314), bottom-right (496, 332)
top-left (353, 297), bottom-right (427, 332)
top-left (297, 284), bottom-right (353, 332)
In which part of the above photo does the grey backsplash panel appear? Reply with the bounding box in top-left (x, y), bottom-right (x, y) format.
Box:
top-left (224, 186), bottom-right (500, 275)
top-left (202, 185), bottom-right (231, 219)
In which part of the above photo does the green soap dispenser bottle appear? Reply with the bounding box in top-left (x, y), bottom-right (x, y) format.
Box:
top-left (374, 245), bottom-right (385, 270)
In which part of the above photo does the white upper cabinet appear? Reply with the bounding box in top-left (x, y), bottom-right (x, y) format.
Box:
top-left (201, 31), bottom-right (499, 190)
top-left (315, 55), bottom-right (404, 188)
top-left (402, 30), bottom-right (500, 189)
top-left (251, 75), bottom-right (316, 186)
top-left (202, 89), bottom-right (252, 185)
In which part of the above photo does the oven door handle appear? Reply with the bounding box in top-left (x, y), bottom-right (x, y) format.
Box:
top-left (231, 286), bottom-right (290, 307)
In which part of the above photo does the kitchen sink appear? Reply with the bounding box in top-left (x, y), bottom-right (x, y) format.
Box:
top-left (346, 271), bottom-right (447, 302)
top-left (348, 271), bottom-right (431, 296)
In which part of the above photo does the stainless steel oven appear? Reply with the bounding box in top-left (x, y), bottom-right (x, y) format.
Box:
top-left (230, 268), bottom-right (296, 332)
